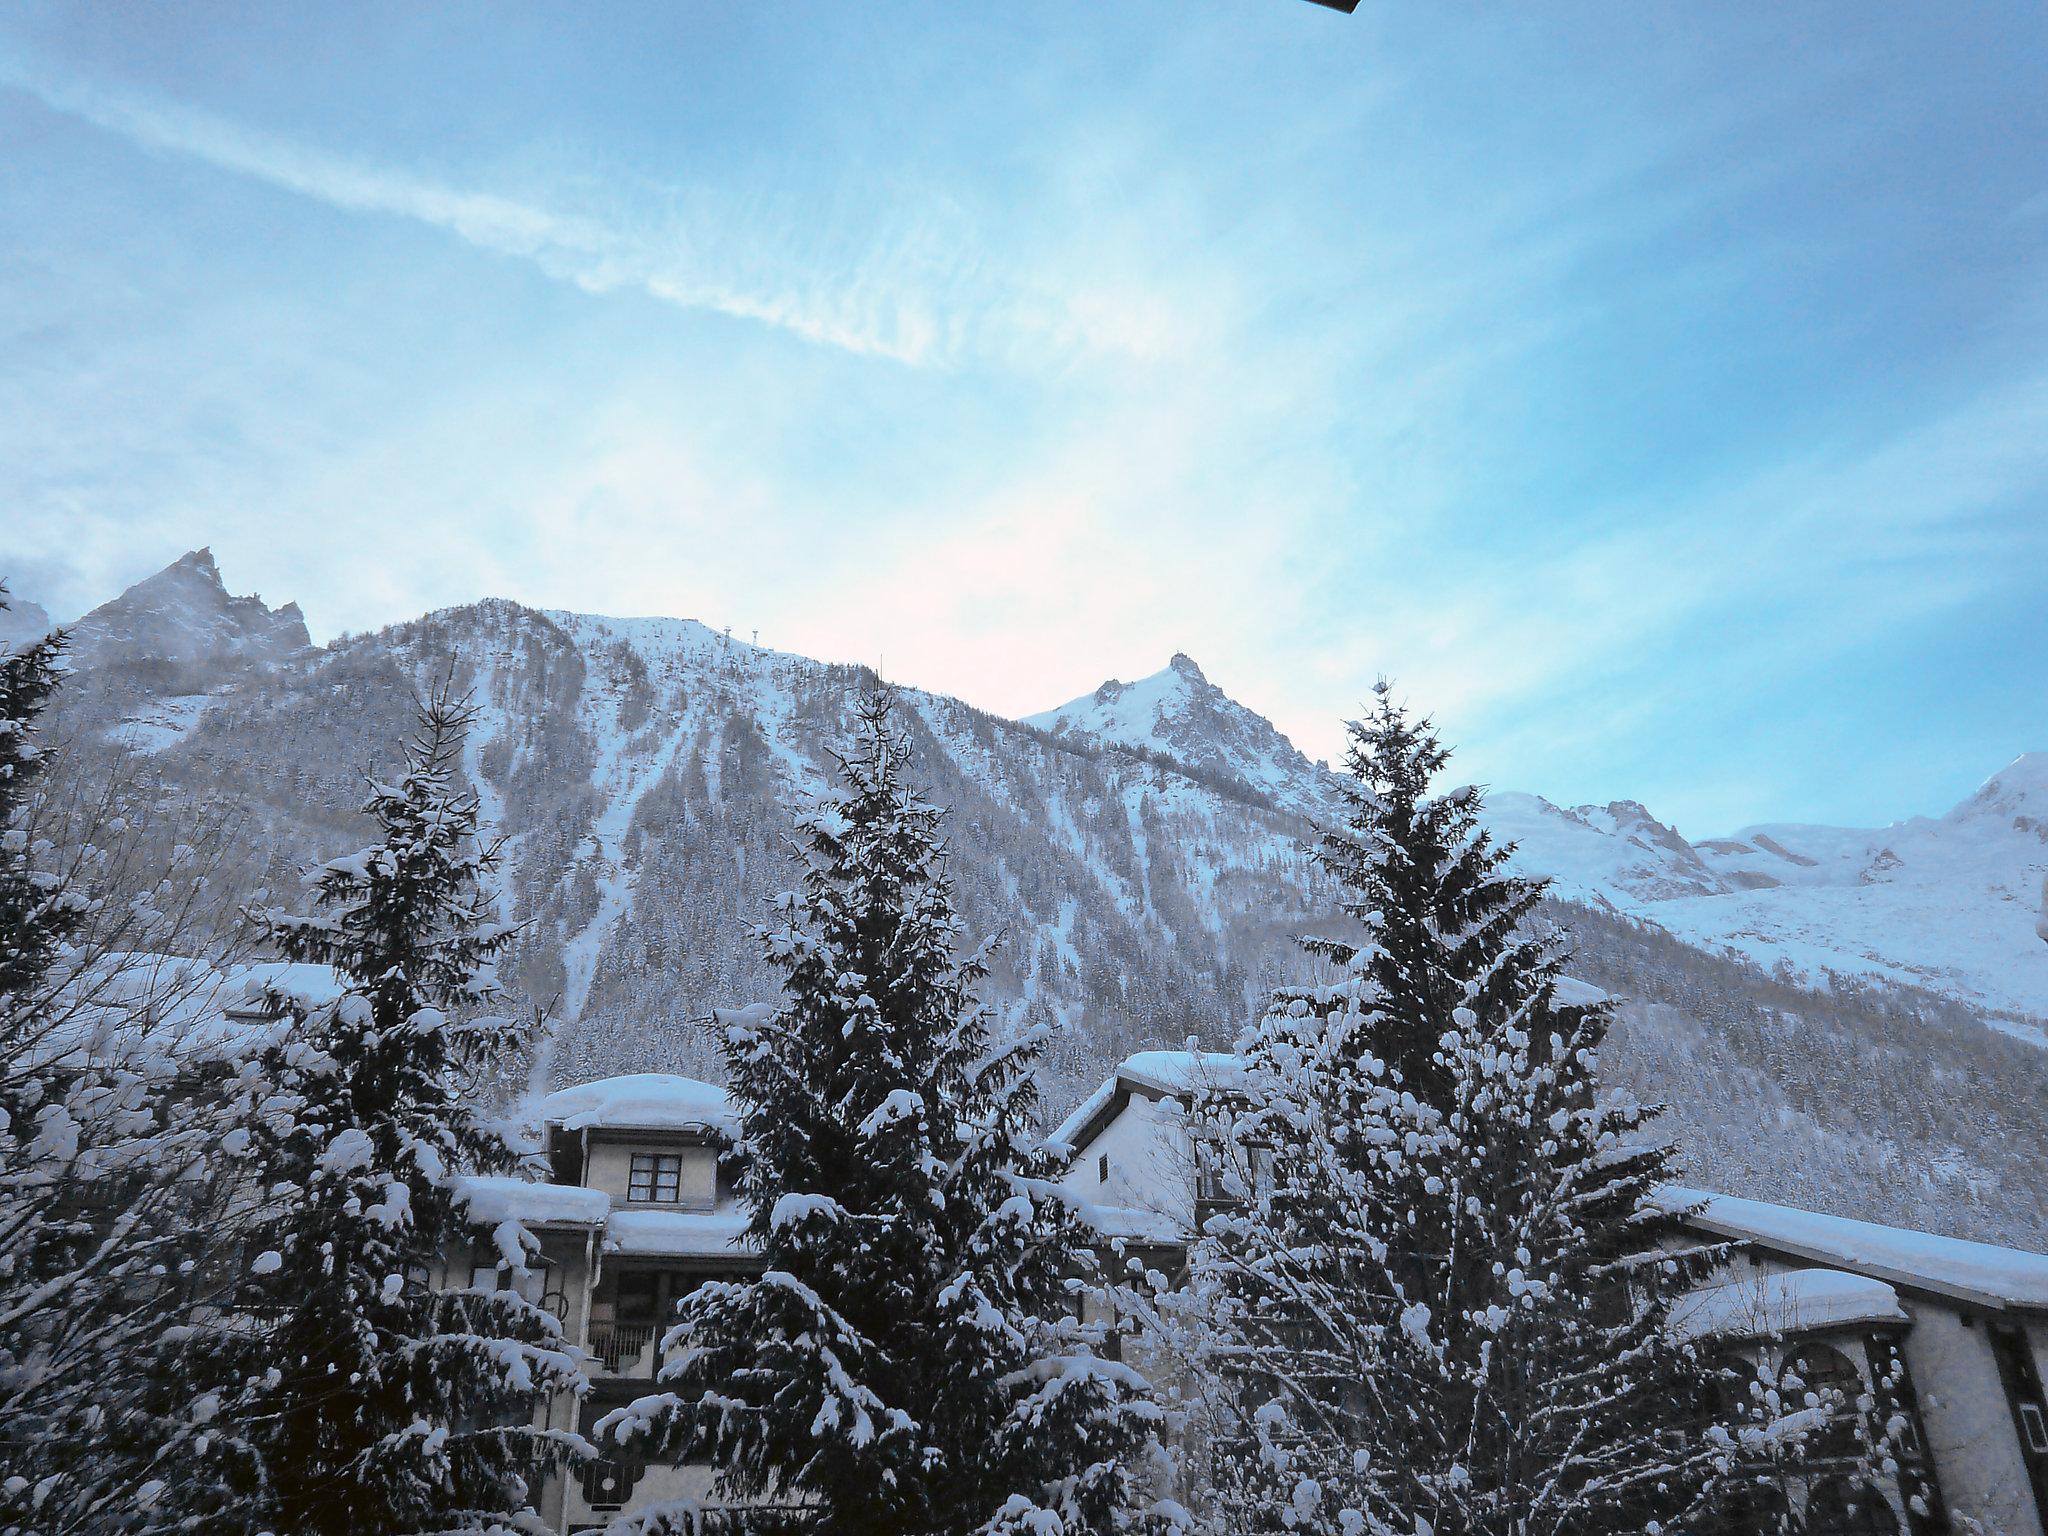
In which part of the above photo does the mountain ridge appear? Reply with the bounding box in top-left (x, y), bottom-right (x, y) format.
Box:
top-left (30, 551), bottom-right (2048, 1247)
top-left (32, 550), bottom-right (2048, 1026)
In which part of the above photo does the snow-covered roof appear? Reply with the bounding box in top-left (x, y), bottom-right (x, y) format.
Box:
top-left (1119, 1050), bottom-right (1246, 1096)
top-left (1050, 1050), bottom-right (1242, 1155)
top-left (1658, 1187), bottom-right (2048, 1313)
top-left (1670, 1268), bottom-right (1906, 1342)
top-left (453, 1174), bottom-right (611, 1229)
top-left (605, 1205), bottom-right (755, 1259)
top-left (540, 1074), bottom-right (738, 1135)
top-left (1049, 1077), bottom-right (1123, 1153)
top-left (27, 953), bottom-right (291, 1070)
top-left (1080, 1202), bottom-right (1187, 1246)
top-left (1549, 976), bottom-right (1610, 1009)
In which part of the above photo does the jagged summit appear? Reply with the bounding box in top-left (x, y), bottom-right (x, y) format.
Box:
top-left (1027, 655), bottom-right (1332, 817)
top-left (66, 548), bottom-right (311, 673)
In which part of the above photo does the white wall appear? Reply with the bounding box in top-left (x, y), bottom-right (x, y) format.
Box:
top-left (1058, 1090), bottom-right (1197, 1230)
top-left (585, 1138), bottom-right (718, 1210)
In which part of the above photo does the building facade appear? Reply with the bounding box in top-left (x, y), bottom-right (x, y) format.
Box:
top-left (1050, 1050), bottom-right (2048, 1536)
top-left (452, 1059), bottom-right (2048, 1535)
top-left (450, 1074), bottom-right (772, 1533)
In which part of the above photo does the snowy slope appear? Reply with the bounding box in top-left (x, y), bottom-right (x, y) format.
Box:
top-left (0, 592), bottom-right (53, 652)
top-left (40, 555), bottom-right (2048, 1038)
top-left (1649, 755), bottom-right (2048, 1025)
top-left (1032, 656), bottom-right (2047, 1025)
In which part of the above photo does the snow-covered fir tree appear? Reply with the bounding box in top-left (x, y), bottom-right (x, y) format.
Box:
top-left (606, 690), bottom-right (1179, 1536)
top-left (194, 686), bottom-right (584, 1536)
top-left (0, 586), bottom-right (74, 1013)
top-left (1185, 683), bottom-right (1768, 1536)
top-left (0, 589), bottom-right (259, 1534)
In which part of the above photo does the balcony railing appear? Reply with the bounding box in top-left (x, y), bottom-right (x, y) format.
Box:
top-left (588, 1321), bottom-right (658, 1376)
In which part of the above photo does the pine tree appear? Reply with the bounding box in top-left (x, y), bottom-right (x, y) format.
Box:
top-left (204, 685), bottom-right (582, 1536)
top-left (606, 691), bottom-right (1177, 1536)
top-left (1, 588), bottom-right (260, 1533)
top-left (0, 585), bottom-right (75, 1006)
top-left (1187, 683), bottom-right (1760, 1536)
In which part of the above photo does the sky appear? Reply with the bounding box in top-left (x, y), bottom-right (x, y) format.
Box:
top-left (2, 2), bottom-right (2045, 836)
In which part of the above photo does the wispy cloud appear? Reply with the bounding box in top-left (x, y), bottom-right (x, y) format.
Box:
top-left (2, 60), bottom-right (976, 364)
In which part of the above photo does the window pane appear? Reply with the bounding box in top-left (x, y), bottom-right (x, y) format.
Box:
top-left (630, 1152), bottom-right (686, 1202)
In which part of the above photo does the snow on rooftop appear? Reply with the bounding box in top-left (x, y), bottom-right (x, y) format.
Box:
top-left (1048, 1076), bottom-right (1122, 1153)
top-left (28, 952), bottom-right (291, 1070)
top-left (540, 1073), bottom-right (737, 1134)
top-left (453, 1174), bottom-right (610, 1228)
top-left (1550, 976), bottom-right (1610, 1008)
top-left (1119, 1050), bottom-right (1245, 1094)
top-left (1670, 1268), bottom-right (1906, 1342)
top-left (1659, 1186), bottom-right (2048, 1311)
top-left (1050, 1050), bottom-right (1244, 1156)
top-left (605, 1205), bottom-right (754, 1259)
top-left (1080, 1202), bottom-right (1187, 1246)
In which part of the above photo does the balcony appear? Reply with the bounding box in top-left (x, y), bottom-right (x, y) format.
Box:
top-left (589, 1320), bottom-right (659, 1376)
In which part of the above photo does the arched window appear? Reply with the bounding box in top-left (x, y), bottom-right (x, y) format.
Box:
top-left (1785, 1342), bottom-right (1861, 1402)
top-left (1784, 1341), bottom-right (1865, 1459)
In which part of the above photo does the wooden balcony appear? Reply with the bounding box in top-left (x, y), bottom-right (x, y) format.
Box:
top-left (588, 1320), bottom-right (659, 1376)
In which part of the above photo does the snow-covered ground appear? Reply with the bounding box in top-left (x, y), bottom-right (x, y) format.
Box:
top-left (112, 692), bottom-right (216, 753)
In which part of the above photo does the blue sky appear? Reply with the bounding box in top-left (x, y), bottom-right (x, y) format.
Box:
top-left (3, 2), bottom-right (2044, 835)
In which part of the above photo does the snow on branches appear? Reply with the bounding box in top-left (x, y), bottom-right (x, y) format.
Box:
top-left (603, 690), bottom-right (1180, 1536)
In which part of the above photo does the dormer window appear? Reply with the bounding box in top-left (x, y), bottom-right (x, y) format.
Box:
top-left (628, 1152), bottom-right (683, 1204)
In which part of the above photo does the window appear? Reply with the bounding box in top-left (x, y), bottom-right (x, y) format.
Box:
top-left (629, 1152), bottom-right (683, 1203)
top-left (2023, 1402), bottom-right (2048, 1454)
top-left (1098, 1154), bottom-right (1111, 1184)
top-left (613, 1269), bottom-right (662, 1322)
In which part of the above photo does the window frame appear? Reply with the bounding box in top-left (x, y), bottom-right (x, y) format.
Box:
top-left (627, 1151), bottom-right (684, 1204)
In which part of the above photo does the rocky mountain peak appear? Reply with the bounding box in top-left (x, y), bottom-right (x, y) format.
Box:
top-left (66, 548), bottom-right (311, 675)
top-left (1027, 656), bottom-right (1333, 818)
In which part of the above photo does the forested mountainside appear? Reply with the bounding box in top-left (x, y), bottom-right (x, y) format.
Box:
top-left (32, 553), bottom-right (2048, 1249)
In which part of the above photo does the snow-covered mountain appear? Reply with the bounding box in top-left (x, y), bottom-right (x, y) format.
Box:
top-left (0, 591), bottom-right (53, 651)
top-left (29, 552), bottom-right (2048, 1246)
top-left (1032, 658), bottom-right (2048, 1028)
top-left (66, 547), bottom-right (309, 675)
top-left (1469, 767), bottom-right (2048, 1028)
top-left (1026, 653), bottom-right (1336, 819)
top-left (42, 551), bottom-right (2048, 1029)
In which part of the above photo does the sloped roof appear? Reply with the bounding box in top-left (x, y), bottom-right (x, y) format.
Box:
top-left (605, 1205), bottom-right (754, 1259)
top-left (1657, 1187), bottom-right (2048, 1313)
top-left (1050, 1050), bottom-right (1242, 1153)
top-left (452, 1174), bottom-right (610, 1229)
